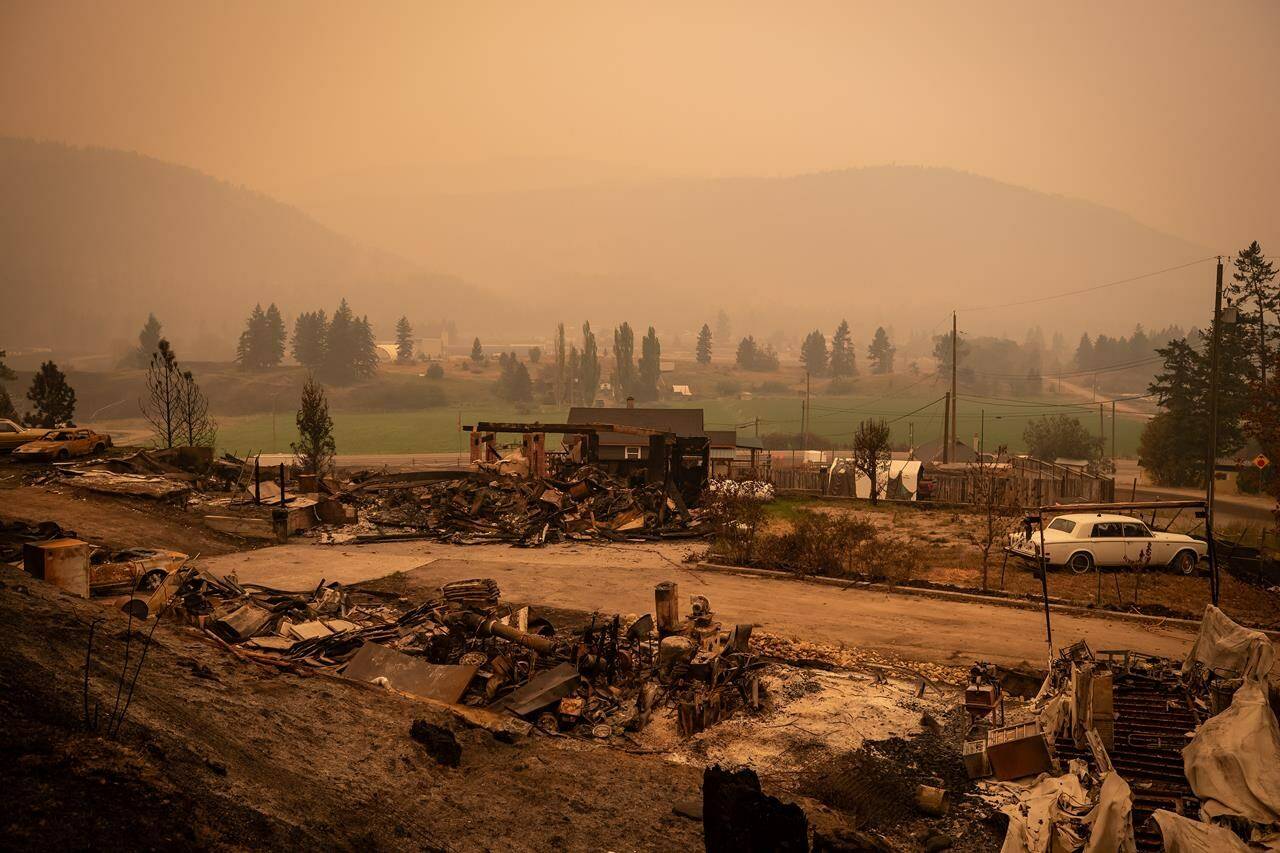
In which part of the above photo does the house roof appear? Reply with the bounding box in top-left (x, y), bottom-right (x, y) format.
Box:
top-left (567, 406), bottom-right (705, 446)
top-left (913, 438), bottom-right (979, 463)
top-left (707, 430), bottom-right (765, 450)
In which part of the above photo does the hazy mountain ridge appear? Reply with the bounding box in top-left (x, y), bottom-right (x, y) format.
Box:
top-left (0, 138), bottom-right (483, 357)
top-left (307, 165), bottom-right (1215, 340)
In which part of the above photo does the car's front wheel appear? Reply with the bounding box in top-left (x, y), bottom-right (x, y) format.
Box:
top-left (1171, 549), bottom-right (1199, 576)
top-left (56, 448), bottom-right (70, 460)
top-left (93, 443), bottom-right (106, 454)
top-left (1067, 551), bottom-right (1095, 574)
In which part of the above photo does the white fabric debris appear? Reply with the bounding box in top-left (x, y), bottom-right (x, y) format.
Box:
top-left (1182, 678), bottom-right (1280, 827)
top-left (1181, 604), bottom-right (1274, 680)
top-left (1082, 772), bottom-right (1136, 853)
top-left (1151, 809), bottom-right (1251, 852)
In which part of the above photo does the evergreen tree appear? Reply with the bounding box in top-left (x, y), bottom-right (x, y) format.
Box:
top-left (867, 326), bottom-right (895, 374)
top-left (470, 337), bottom-right (485, 364)
top-left (566, 345), bottom-right (582, 404)
top-left (735, 336), bottom-right (778, 371)
top-left (932, 330), bottom-right (968, 376)
top-left (25, 360), bottom-right (76, 428)
top-left (236, 304), bottom-right (270, 370)
top-left (715, 310), bottom-right (731, 346)
top-left (830, 320), bottom-right (855, 377)
top-left (292, 375), bottom-right (336, 475)
top-left (395, 316), bottom-right (414, 363)
top-left (353, 316), bottom-right (380, 379)
top-left (696, 324), bottom-right (713, 364)
top-left (125, 313), bottom-right (163, 368)
top-left (1074, 333), bottom-right (1094, 370)
top-left (0, 386), bottom-right (17, 421)
top-left (1228, 241), bottom-right (1277, 389)
top-left (264, 303), bottom-right (286, 366)
top-left (324, 299), bottom-right (356, 380)
top-left (1139, 325), bottom-right (1255, 485)
top-left (580, 322), bottom-right (601, 405)
top-left (613, 322), bottom-right (636, 399)
top-left (637, 326), bottom-right (661, 402)
top-left (800, 330), bottom-right (828, 376)
top-left (527, 346), bottom-right (542, 364)
top-left (0, 350), bottom-right (16, 420)
top-left (493, 353), bottom-right (533, 402)
top-left (292, 310), bottom-right (328, 369)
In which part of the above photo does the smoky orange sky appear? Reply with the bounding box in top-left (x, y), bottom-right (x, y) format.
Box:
top-left (2, 0), bottom-right (1277, 251)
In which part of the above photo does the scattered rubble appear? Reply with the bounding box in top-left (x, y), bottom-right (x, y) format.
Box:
top-left (333, 465), bottom-right (708, 546)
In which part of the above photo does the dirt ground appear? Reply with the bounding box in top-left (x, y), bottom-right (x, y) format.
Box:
top-left (0, 480), bottom-right (247, 557)
top-left (770, 498), bottom-right (1280, 630)
top-left (0, 563), bottom-right (712, 851)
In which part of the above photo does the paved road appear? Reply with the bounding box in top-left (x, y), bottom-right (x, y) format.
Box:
top-left (201, 541), bottom-right (1210, 668)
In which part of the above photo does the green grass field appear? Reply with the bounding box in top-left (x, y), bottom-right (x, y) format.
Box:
top-left (91, 360), bottom-right (1150, 456)
top-left (189, 392), bottom-right (1146, 456)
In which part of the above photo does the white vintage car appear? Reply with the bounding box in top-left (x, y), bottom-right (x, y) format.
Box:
top-left (1007, 512), bottom-right (1208, 575)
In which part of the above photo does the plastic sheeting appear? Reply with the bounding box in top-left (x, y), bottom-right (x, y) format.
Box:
top-left (1151, 809), bottom-right (1251, 852)
top-left (1181, 604), bottom-right (1275, 680)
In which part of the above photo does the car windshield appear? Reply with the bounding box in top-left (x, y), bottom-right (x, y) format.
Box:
top-left (1048, 518), bottom-right (1076, 534)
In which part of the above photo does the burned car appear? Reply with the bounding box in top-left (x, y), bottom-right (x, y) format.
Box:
top-left (0, 418), bottom-right (47, 452)
top-left (13, 427), bottom-right (112, 461)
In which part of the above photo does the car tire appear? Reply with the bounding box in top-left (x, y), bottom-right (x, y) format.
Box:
top-left (1067, 551), bottom-right (1095, 575)
top-left (1171, 549), bottom-right (1199, 576)
top-left (57, 449), bottom-right (70, 460)
top-left (93, 443), bottom-right (106, 454)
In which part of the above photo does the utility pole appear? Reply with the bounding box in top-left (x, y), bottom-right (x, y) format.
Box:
top-left (908, 422), bottom-right (914, 455)
top-left (1099, 403), bottom-right (1105, 455)
top-left (1111, 401), bottom-right (1116, 464)
top-left (979, 409), bottom-right (985, 457)
top-left (951, 311), bottom-right (958, 463)
top-left (803, 371), bottom-right (811, 457)
top-left (1204, 257), bottom-right (1225, 605)
top-left (942, 391), bottom-right (951, 463)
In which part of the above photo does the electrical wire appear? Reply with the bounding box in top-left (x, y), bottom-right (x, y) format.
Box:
top-left (955, 256), bottom-right (1217, 312)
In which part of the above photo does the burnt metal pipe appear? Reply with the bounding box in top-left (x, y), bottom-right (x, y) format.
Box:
top-left (455, 611), bottom-right (558, 655)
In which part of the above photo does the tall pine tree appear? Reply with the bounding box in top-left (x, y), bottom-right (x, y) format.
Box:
top-left (867, 327), bottom-right (895, 374)
top-left (800, 330), bottom-right (828, 376)
top-left (580, 322), bottom-right (601, 405)
top-left (292, 310), bottom-right (328, 369)
top-left (696, 324), bottom-right (713, 364)
top-left (25, 361), bottom-right (76, 428)
top-left (395, 316), bottom-right (414, 363)
top-left (830, 320), bottom-right (855, 377)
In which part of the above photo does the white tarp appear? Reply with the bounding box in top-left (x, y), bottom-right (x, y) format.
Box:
top-left (998, 767), bottom-right (1135, 853)
top-left (1151, 809), bottom-right (1251, 852)
top-left (1181, 604), bottom-right (1275, 680)
top-left (827, 458), bottom-right (922, 501)
top-left (1182, 678), bottom-right (1280, 827)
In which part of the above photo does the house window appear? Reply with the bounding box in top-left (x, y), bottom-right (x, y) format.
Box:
top-left (624, 446), bottom-right (642, 460)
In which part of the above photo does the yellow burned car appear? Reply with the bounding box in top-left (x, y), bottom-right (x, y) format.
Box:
top-left (13, 427), bottom-right (112, 461)
top-left (0, 418), bottom-right (48, 452)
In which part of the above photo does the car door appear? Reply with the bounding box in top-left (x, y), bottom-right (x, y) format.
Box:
top-left (1121, 522), bottom-right (1155, 567)
top-left (0, 421), bottom-right (19, 450)
top-left (1088, 522), bottom-right (1126, 566)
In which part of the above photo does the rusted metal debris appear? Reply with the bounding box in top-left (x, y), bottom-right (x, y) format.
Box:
top-left (351, 465), bottom-right (707, 546)
top-left (165, 571), bottom-right (764, 742)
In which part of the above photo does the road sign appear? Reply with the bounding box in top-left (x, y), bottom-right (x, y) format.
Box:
top-left (1254, 454), bottom-right (1270, 469)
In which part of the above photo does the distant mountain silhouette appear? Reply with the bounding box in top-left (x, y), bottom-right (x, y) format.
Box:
top-left (306, 165), bottom-right (1215, 340)
top-left (0, 138), bottom-right (480, 357)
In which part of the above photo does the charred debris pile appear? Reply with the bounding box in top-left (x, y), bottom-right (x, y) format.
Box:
top-left (174, 571), bottom-right (761, 739)
top-left (344, 465), bottom-right (709, 546)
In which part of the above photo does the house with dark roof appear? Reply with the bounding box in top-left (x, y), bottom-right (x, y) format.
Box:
top-left (708, 430), bottom-right (767, 478)
top-left (566, 405), bottom-right (706, 462)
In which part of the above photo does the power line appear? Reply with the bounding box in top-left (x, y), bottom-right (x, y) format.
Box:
top-left (966, 356), bottom-right (1161, 380)
top-left (955, 256), bottom-right (1216, 312)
